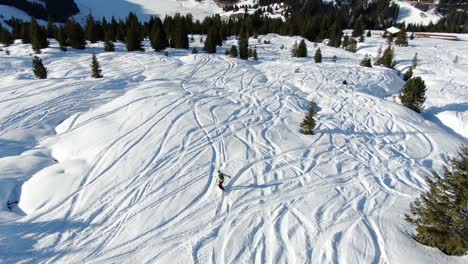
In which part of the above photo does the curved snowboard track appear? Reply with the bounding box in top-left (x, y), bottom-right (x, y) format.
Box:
top-left (0, 36), bottom-right (467, 264)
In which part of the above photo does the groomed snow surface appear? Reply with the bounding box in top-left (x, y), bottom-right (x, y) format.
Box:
top-left (0, 33), bottom-right (467, 263)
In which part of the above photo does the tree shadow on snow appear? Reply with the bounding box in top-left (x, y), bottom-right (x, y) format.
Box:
top-left (0, 219), bottom-right (89, 262)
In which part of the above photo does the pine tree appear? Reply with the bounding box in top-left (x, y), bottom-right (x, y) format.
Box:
top-left (238, 27), bottom-right (249, 60)
top-left (314, 48), bottom-right (322, 63)
top-left (295, 39), bottom-right (307, 58)
top-left (359, 35), bottom-right (365, 42)
top-left (405, 146), bottom-right (468, 256)
top-left (67, 20), bottom-right (86, 50)
top-left (345, 38), bottom-right (357, 53)
top-left (399, 76), bottom-right (426, 113)
top-left (342, 34), bottom-right (349, 49)
top-left (328, 23), bottom-right (342, 48)
top-left (90, 53), bottom-right (103, 78)
top-left (404, 67), bottom-right (413, 81)
top-left (301, 101), bottom-right (318, 135)
top-left (360, 54), bottom-right (372, 67)
top-left (352, 17), bottom-right (365, 37)
top-left (104, 29), bottom-right (115, 52)
top-left (47, 17), bottom-right (55, 38)
top-left (125, 13), bottom-right (142, 51)
top-left (412, 53), bottom-right (418, 69)
top-left (0, 24), bottom-right (14, 46)
top-left (56, 26), bottom-right (68, 50)
top-left (85, 15), bottom-right (98, 43)
top-left (150, 18), bottom-right (168, 51)
top-left (395, 28), bottom-right (408, 47)
top-left (387, 33), bottom-right (394, 45)
top-left (291, 42), bottom-right (298, 57)
top-left (173, 15), bottom-right (189, 49)
top-left (229, 45), bottom-right (238, 58)
top-left (32, 56), bottom-right (47, 79)
top-left (204, 27), bottom-right (217, 54)
top-left (21, 23), bottom-right (31, 44)
top-left (31, 17), bottom-right (48, 54)
top-left (380, 44), bottom-right (395, 68)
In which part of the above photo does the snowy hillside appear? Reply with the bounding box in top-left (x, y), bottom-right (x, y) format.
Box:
top-left (395, 0), bottom-right (442, 26)
top-left (74, 0), bottom-right (223, 21)
top-left (0, 33), bottom-right (467, 263)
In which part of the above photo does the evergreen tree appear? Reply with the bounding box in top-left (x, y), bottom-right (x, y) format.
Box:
top-left (328, 23), bottom-right (342, 48)
top-left (85, 15), bottom-right (98, 43)
top-left (104, 39), bottom-right (114, 52)
top-left (301, 101), bottom-right (318, 135)
top-left (295, 39), bottom-right (307, 58)
top-left (21, 23), bottom-right (31, 44)
top-left (314, 48), bottom-right (322, 63)
top-left (332, 55), bottom-right (337, 62)
top-left (291, 42), bottom-right (298, 57)
top-left (32, 56), bottom-right (47, 79)
top-left (229, 45), bottom-right (238, 58)
top-left (352, 17), bottom-right (365, 37)
top-left (125, 13), bottom-right (142, 51)
top-left (204, 27), bottom-right (217, 54)
top-left (395, 28), bottom-right (408, 46)
top-left (90, 53), bottom-right (103, 78)
top-left (173, 15), bottom-right (189, 49)
top-left (149, 18), bottom-right (168, 51)
top-left (359, 35), bottom-right (365, 42)
top-left (360, 54), bottom-right (372, 67)
top-left (56, 26), bottom-right (68, 50)
top-left (380, 44), bottom-right (395, 68)
top-left (399, 76), bottom-right (427, 113)
top-left (405, 146), bottom-right (468, 256)
top-left (47, 16), bottom-right (55, 38)
top-left (412, 52), bottom-right (418, 69)
top-left (404, 67), bottom-right (413, 81)
top-left (387, 33), bottom-right (394, 45)
top-left (342, 34), bottom-right (349, 49)
top-left (0, 24), bottom-right (14, 46)
top-left (238, 27), bottom-right (249, 60)
top-left (104, 30), bottom-right (115, 52)
top-left (31, 17), bottom-right (48, 54)
top-left (345, 38), bottom-right (357, 53)
top-left (67, 20), bottom-right (85, 50)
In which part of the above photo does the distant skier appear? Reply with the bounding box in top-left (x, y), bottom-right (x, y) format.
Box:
top-left (216, 170), bottom-right (231, 191)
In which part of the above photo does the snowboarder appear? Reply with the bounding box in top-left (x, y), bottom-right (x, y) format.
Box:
top-left (216, 170), bottom-right (231, 191)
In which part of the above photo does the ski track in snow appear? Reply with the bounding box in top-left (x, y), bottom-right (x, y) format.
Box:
top-left (0, 35), bottom-right (467, 264)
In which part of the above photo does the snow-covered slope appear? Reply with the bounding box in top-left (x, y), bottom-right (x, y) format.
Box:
top-left (0, 34), bottom-right (467, 263)
top-left (74, 0), bottom-right (223, 21)
top-left (395, 0), bottom-right (442, 26)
